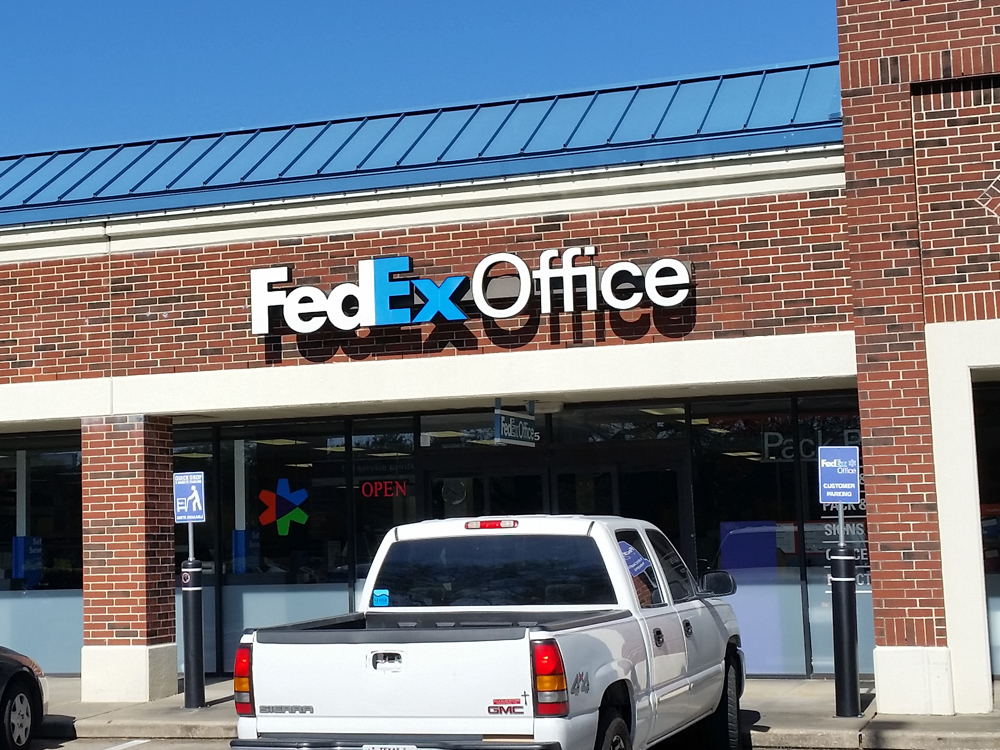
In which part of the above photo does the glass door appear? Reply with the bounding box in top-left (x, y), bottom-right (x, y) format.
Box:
top-left (427, 471), bottom-right (546, 518)
top-left (551, 468), bottom-right (617, 515)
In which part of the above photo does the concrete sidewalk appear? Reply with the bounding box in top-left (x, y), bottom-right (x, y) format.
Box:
top-left (38, 677), bottom-right (1000, 749)
top-left (41, 678), bottom-right (237, 740)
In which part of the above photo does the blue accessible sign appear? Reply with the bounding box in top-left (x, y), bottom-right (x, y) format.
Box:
top-left (818, 446), bottom-right (861, 505)
top-left (618, 541), bottom-right (653, 577)
top-left (174, 471), bottom-right (206, 523)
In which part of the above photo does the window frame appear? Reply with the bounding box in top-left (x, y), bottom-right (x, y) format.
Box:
top-left (614, 527), bottom-right (667, 609)
top-left (644, 527), bottom-right (698, 604)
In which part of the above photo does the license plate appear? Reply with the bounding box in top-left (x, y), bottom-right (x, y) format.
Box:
top-left (362, 745), bottom-right (418, 750)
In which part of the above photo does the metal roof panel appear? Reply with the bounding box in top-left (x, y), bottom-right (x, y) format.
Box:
top-left (0, 59), bottom-right (843, 228)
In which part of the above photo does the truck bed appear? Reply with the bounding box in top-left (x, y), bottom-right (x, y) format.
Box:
top-left (254, 609), bottom-right (630, 644)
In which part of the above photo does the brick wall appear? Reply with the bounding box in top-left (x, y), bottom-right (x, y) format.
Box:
top-left (838, 0), bottom-right (1000, 648)
top-left (82, 415), bottom-right (174, 646)
top-left (913, 77), bottom-right (1000, 322)
top-left (0, 190), bottom-right (851, 384)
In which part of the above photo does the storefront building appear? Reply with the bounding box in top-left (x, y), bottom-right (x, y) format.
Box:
top-left (3, 0), bottom-right (1000, 715)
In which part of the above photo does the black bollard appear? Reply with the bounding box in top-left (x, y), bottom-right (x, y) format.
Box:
top-left (831, 545), bottom-right (861, 717)
top-left (181, 559), bottom-right (205, 709)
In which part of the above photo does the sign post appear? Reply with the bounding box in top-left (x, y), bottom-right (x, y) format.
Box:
top-left (818, 446), bottom-right (862, 718)
top-left (174, 471), bottom-right (206, 709)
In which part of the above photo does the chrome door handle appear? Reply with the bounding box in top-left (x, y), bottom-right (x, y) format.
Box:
top-left (653, 628), bottom-right (664, 647)
top-left (683, 620), bottom-right (693, 638)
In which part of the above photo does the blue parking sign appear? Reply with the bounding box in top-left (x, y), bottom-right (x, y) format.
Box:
top-left (174, 471), bottom-right (206, 523)
top-left (818, 446), bottom-right (861, 505)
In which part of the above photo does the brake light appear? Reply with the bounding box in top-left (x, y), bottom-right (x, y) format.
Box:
top-left (465, 520), bottom-right (518, 529)
top-left (234, 644), bottom-right (254, 716)
top-left (531, 640), bottom-right (568, 717)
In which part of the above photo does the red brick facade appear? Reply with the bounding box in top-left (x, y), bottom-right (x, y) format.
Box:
top-left (0, 190), bottom-right (851, 384)
top-left (839, 0), bottom-right (1000, 648)
top-left (82, 415), bottom-right (174, 646)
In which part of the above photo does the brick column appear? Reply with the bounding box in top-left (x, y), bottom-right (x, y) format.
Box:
top-left (80, 415), bottom-right (176, 702)
top-left (838, 0), bottom-right (1000, 714)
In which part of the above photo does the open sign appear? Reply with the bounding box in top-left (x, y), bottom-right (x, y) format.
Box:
top-left (361, 480), bottom-right (408, 498)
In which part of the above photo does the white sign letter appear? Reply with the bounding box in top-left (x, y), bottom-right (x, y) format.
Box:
top-left (327, 260), bottom-right (376, 330)
top-left (250, 266), bottom-right (291, 335)
top-left (283, 286), bottom-right (329, 334)
top-left (644, 258), bottom-right (690, 307)
top-left (600, 261), bottom-right (644, 310)
top-left (473, 253), bottom-right (532, 318)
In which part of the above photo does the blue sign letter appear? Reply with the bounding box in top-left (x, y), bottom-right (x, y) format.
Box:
top-left (373, 256), bottom-right (413, 326)
top-left (412, 276), bottom-right (468, 323)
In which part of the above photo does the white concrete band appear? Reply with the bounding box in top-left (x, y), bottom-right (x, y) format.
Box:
top-left (80, 643), bottom-right (177, 702)
top-left (924, 318), bottom-right (1000, 714)
top-left (0, 330), bottom-right (857, 426)
top-left (0, 146), bottom-right (844, 263)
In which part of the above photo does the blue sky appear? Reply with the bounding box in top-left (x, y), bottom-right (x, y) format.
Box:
top-left (0, 1), bottom-right (838, 156)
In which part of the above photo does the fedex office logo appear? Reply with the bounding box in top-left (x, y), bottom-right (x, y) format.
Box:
top-left (250, 247), bottom-right (691, 335)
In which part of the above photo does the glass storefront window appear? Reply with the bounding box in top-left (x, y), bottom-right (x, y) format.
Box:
top-left (556, 472), bottom-right (614, 515)
top-left (420, 412), bottom-right (494, 448)
top-left (552, 403), bottom-right (686, 443)
top-left (27, 450), bottom-right (83, 590)
top-left (214, 422), bottom-right (351, 667)
top-left (354, 418), bottom-right (416, 571)
top-left (692, 398), bottom-right (807, 675)
top-left (0, 435), bottom-right (82, 674)
top-left (973, 383), bottom-right (1000, 675)
top-left (0, 453), bottom-right (16, 589)
top-left (0, 391), bottom-right (865, 677)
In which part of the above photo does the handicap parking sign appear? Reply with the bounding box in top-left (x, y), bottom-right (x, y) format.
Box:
top-left (174, 471), bottom-right (206, 523)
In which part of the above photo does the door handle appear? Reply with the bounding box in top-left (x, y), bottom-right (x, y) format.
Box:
top-left (652, 628), bottom-right (664, 647)
top-left (683, 620), bottom-right (693, 638)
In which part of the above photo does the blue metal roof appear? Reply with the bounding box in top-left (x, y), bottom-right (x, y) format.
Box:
top-left (0, 60), bottom-right (842, 228)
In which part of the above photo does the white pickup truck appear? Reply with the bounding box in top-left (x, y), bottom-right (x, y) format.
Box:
top-left (231, 516), bottom-right (744, 750)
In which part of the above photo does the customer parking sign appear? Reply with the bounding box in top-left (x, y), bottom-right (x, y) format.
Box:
top-left (818, 446), bottom-right (861, 505)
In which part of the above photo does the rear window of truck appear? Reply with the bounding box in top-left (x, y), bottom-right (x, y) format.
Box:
top-left (370, 534), bottom-right (617, 607)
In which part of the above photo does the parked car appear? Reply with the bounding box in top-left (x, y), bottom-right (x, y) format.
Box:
top-left (230, 515), bottom-right (744, 750)
top-left (0, 646), bottom-right (47, 750)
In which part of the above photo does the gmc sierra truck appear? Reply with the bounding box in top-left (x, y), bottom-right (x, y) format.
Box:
top-left (231, 516), bottom-right (744, 750)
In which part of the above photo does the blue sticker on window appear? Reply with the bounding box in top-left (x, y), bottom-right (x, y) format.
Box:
top-left (372, 589), bottom-right (390, 607)
top-left (618, 541), bottom-right (652, 577)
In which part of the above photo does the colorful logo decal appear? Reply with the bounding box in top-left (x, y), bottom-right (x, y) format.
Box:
top-left (259, 479), bottom-right (309, 536)
top-left (372, 589), bottom-right (390, 607)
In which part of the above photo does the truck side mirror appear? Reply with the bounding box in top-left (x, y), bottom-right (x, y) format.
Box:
top-left (699, 570), bottom-right (737, 597)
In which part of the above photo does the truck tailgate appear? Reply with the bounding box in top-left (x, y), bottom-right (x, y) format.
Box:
top-left (251, 628), bottom-right (535, 736)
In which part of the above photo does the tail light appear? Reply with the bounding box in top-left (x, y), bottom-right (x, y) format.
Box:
top-left (466, 520), bottom-right (518, 529)
top-left (234, 644), bottom-right (254, 716)
top-left (531, 639), bottom-right (568, 717)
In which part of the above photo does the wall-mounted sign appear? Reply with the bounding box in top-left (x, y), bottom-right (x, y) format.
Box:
top-left (495, 400), bottom-right (536, 447)
top-left (250, 247), bottom-right (691, 334)
top-left (361, 480), bottom-right (408, 498)
top-left (818, 446), bottom-right (861, 505)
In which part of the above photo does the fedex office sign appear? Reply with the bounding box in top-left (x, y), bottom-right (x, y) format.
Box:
top-left (250, 247), bottom-right (690, 335)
